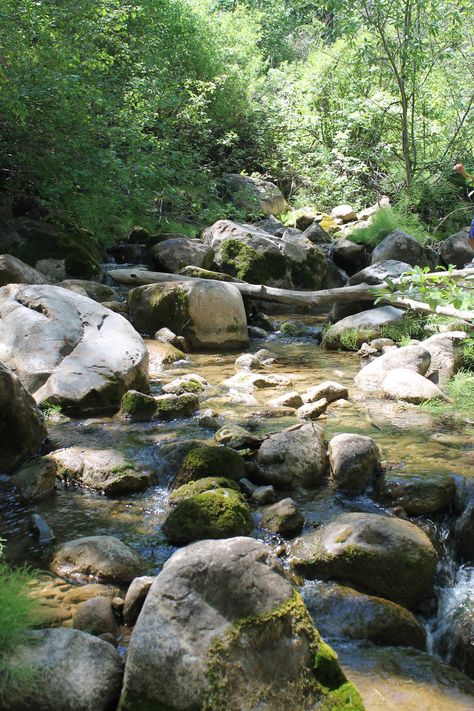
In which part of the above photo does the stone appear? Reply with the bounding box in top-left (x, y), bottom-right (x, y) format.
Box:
top-left (30, 513), bottom-right (55, 543)
top-left (2, 628), bottom-right (123, 711)
top-left (302, 580), bottom-right (425, 649)
top-left (328, 434), bottom-right (380, 495)
top-left (0, 253), bottom-right (48, 286)
top-left (175, 445), bottom-right (246, 486)
top-left (290, 512), bottom-right (438, 609)
top-left (296, 398), bottom-right (328, 420)
top-left (51, 445), bottom-right (152, 496)
top-left (150, 237), bottom-right (214, 273)
top-left (355, 344), bottom-right (431, 393)
top-left (270, 391), bottom-right (303, 408)
top-left (439, 231), bottom-right (474, 268)
top-left (251, 484), bottom-right (276, 504)
top-left (248, 325), bottom-right (267, 339)
top-left (304, 381), bottom-right (348, 404)
top-left (222, 173), bottom-right (289, 215)
top-left (214, 424), bottom-right (262, 449)
top-left (36, 258), bottom-right (67, 282)
top-left (51, 536), bottom-right (146, 583)
top-left (224, 371), bottom-right (291, 389)
top-left (73, 596), bottom-right (118, 636)
top-left (119, 389), bottom-right (157, 421)
top-left (302, 222), bottom-right (331, 243)
top-left (234, 353), bottom-right (261, 370)
top-left (198, 408), bottom-right (223, 431)
top-left (153, 326), bottom-right (181, 347)
top-left (254, 215), bottom-right (286, 235)
top-left (123, 576), bottom-right (155, 626)
top-left (257, 423), bottom-right (327, 489)
top-left (248, 311), bottom-right (276, 332)
top-left (10, 455), bottom-right (56, 500)
top-left (348, 260), bottom-right (412, 286)
top-left (0, 284), bottom-right (148, 415)
top-left (261, 498), bottom-right (304, 536)
top-left (57, 279), bottom-right (119, 303)
top-left (147, 340), bottom-right (186, 371)
top-left (0, 361), bottom-right (46, 474)
top-left (0, 216), bottom-right (101, 278)
top-left (280, 319), bottom-right (314, 337)
top-left (323, 306), bottom-right (405, 350)
top-left (63, 584), bottom-right (119, 605)
top-left (332, 238), bottom-right (366, 274)
top-left (331, 204), bottom-right (357, 222)
top-left (371, 230), bottom-right (439, 269)
top-left (119, 537), bottom-right (362, 711)
top-left (422, 331), bottom-right (466, 386)
top-left (202, 219), bottom-right (328, 289)
top-left (163, 488), bottom-right (253, 544)
top-left (254, 348), bottom-right (278, 363)
top-left (128, 279), bottom-right (248, 350)
top-left (154, 393), bottom-right (199, 420)
top-left (170, 477), bottom-right (240, 504)
top-left (162, 373), bottom-right (207, 395)
top-left (381, 368), bottom-right (447, 403)
top-left (373, 472), bottom-right (455, 514)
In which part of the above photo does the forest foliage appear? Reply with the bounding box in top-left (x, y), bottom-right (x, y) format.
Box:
top-left (0, 0), bottom-right (472, 239)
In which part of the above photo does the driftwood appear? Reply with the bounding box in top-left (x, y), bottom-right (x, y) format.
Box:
top-left (108, 267), bottom-right (474, 321)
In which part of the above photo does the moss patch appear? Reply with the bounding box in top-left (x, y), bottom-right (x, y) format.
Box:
top-left (128, 283), bottom-right (190, 337)
top-left (120, 390), bottom-right (157, 421)
top-left (154, 394), bottom-right (199, 420)
top-left (175, 445), bottom-right (246, 488)
top-left (163, 488), bottom-right (253, 544)
top-left (220, 239), bottom-right (287, 285)
top-left (169, 477), bottom-right (240, 504)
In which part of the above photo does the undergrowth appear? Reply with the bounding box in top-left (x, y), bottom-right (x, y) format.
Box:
top-left (348, 207), bottom-right (428, 247)
top-left (419, 370), bottom-right (474, 418)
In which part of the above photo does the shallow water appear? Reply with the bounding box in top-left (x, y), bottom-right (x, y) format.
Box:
top-left (1, 315), bottom-right (474, 709)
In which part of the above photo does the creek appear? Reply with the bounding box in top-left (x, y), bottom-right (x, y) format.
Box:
top-left (1, 312), bottom-right (474, 710)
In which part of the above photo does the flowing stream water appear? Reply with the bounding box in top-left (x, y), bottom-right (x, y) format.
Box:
top-left (1, 313), bottom-right (474, 710)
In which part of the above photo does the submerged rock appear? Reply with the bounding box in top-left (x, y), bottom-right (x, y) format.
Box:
top-left (0, 361), bottom-right (46, 474)
top-left (10, 455), bottom-right (56, 500)
top-left (290, 512), bottom-right (438, 609)
top-left (257, 423), bottom-right (327, 489)
top-left (51, 535), bottom-right (146, 584)
top-left (2, 628), bottom-right (123, 711)
top-left (373, 472), bottom-right (455, 515)
top-left (119, 537), bottom-right (363, 711)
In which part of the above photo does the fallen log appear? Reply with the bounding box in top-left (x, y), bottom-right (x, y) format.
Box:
top-left (108, 267), bottom-right (474, 318)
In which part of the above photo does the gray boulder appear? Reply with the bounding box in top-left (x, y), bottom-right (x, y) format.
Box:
top-left (0, 284), bottom-right (148, 414)
top-left (0, 361), bottom-right (46, 474)
top-left (257, 423), bottom-right (327, 489)
top-left (371, 230), bottom-right (438, 269)
top-left (348, 259), bottom-right (412, 285)
top-left (355, 344), bottom-right (431, 393)
top-left (290, 512), bottom-right (438, 608)
top-left (128, 279), bottom-right (248, 350)
top-left (123, 576), bottom-right (155, 626)
top-left (423, 331), bottom-right (466, 386)
top-left (328, 434), bottom-right (380, 495)
top-left (223, 173), bottom-right (289, 215)
top-left (304, 381), bottom-right (348, 404)
top-left (73, 596), bottom-right (118, 636)
top-left (374, 472), bottom-right (455, 514)
top-left (120, 537), bottom-right (362, 711)
top-left (381, 368), bottom-right (446, 403)
top-left (150, 237), bottom-right (214, 273)
top-left (57, 279), bottom-right (119, 303)
top-left (51, 536), bottom-right (146, 584)
top-left (2, 628), bottom-right (123, 711)
top-left (10, 455), bottom-right (56, 500)
top-left (0, 253), bottom-right (48, 286)
top-left (332, 238), bottom-right (366, 274)
top-left (324, 306), bottom-right (405, 350)
top-left (439, 231), bottom-right (474, 268)
top-left (261, 498), bottom-right (304, 536)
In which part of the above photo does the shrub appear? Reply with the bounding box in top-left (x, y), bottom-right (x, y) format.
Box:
top-left (348, 207), bottom-right (428, 247)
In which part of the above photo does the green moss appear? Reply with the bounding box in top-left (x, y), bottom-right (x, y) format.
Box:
top-left (203, 591), bottom-right (364, 711)
top-left (128, 283), bottom-right (190, 336)
top-left (178, 266), bottom-right (237, 282)
top-left (169, 477), bottom-right (240, 503)
top-left (120, 390), bottom-right (157, 421)
top-left (154, 394), bottom-right (199, 420)
top-left (163, 488), bottom-right (253, 544)
top-left (220, 239), bottom-right (287, 284)
top-left (175, 445), bottom-right (246, 487)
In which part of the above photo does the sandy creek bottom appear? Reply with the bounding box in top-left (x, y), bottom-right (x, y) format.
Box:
top-left (1, 316), bottom-right (474, 710)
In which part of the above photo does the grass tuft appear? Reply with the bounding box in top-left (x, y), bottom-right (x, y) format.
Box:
top-left (348, 207), bottom-right (428, 246)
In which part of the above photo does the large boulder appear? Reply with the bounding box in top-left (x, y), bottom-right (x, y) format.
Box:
top-left (371, 230), bottom-right (438, 269)
top-left (348, 259), bottom-right (412, 286)
top-left (302, 580), bottom-right (426, 649)
top-left (0, 217), bottom-right (101, 278)
top-left (257, 423), bottom-right (327, 489)
top-left (175, 445), bottom-right (246, 487)
top-left (150, 237), bottom-right (214, 273)
top-left (323, 306), bottom-right (405, 350)
top-left (381, 368), bottom-right (446, 403)
top-left (128, 280), bottom-right (249, 350)
top-left (222, 173), bottom-right (289, 215)
top-left (373, 471), bottom-right (455, 514)
top-left (290, 512), bottom-right (438, 609)
top-left (355, 344), bottom-right (431, 393)
top-left (202, 220), bottom-right (327, 288)
top-left (0, 285), bottom-right (148, 414)
top-left (331, 238), bottom-right (366, 274)
top-left (328, 434), bottom-right (380, 495)
top-left (2, 628), bottom-right (123, 711)
top-left (57, 279), bottom-right (120, 303)
top-left (0, 361), bottom-right (46, 474)
top-left (439, 231), bottom-right (474, 268)
top-left (0, 253), bottom-right (48, 286)
top-left (119, 537), bottom-right (363, 711)
top-left (51, 536), bottom-right (146, 583)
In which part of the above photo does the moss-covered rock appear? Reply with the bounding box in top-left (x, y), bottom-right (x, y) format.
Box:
top-left (220, 238), bottom-right (288, 284)
top-left (154, 393), bottom-right (199, 420)
top-left (175, 445), bottom-right (246, 487)
top-left (178, 266), bottom-right (239, 281)
top-left (169, 477), bottom-right (240, 504)
top-left (261, 498), bottom-right (304, 536)
top-left (120, 390), bottom-right (157, 421)
top-left (163, 488), bottom-right (253, 544)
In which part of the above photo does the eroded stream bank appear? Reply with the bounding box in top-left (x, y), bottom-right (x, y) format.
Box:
top-left (2, 318), bottom-right (474, 710)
